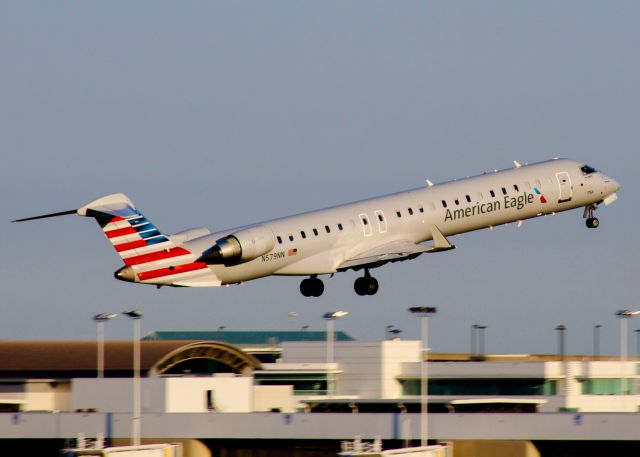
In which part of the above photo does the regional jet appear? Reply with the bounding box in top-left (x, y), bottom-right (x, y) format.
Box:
top-left (13, 159), bottom-right (619, 297)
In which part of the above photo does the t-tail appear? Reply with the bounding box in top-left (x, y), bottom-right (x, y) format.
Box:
top-left (13, 193), bottom-right (220, 287)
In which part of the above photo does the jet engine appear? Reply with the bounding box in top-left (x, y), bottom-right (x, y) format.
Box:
top-left (205, 225), bottom-right (276, 264)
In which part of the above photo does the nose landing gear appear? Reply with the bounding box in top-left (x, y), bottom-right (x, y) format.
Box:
top-left (354, 269), bottom-right (379, 296)
top-left (584, 204), bottom-right (600, 229)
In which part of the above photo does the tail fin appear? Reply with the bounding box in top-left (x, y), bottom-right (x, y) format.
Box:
top-left (77, 193), bottom-right (175, 258)
top-left (77, 194), bottom-right (215, 285)
top-left (14, 193), bottom-right (219, 287)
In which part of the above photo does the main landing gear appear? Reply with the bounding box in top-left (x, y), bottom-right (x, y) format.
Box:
top-left (584, 204), bottom-right (600, 229)
top-left (354, 269), bottom-right (379, 296)
top-left (300, 276), bottom-right (324, 297)
top-left (299, 270), bottom-right (380, 297)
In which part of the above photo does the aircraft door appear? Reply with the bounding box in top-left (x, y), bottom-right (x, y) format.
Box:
top-left (359, 213), bottom-right (373, 237)
top-left (374, 210), bottom-right (387, 233)
top-left (556, 172), bottom-right (572, 203)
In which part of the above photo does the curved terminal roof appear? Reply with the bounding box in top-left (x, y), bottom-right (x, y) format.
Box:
top-left (0, 340), bottom-right (261, 378)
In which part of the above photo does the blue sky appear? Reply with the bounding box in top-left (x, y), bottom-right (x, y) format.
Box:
top-left (1, 2), bottom-right (638, 355)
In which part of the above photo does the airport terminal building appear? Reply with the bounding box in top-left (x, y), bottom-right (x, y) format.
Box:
top-left (3, 331), bottom-right (640, 457)
top-left (1, 331), bottom-right (639, 415)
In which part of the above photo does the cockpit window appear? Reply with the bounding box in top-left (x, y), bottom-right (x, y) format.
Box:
top-left (581, 165), bottom-right (597, 175)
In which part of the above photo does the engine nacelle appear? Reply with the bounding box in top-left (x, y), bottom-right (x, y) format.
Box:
top-left (206, 225), bottom-right (276, 264)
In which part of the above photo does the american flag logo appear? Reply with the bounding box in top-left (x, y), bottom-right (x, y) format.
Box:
top-left (288, 248), bottom-right (298, 256)
top-left (533, 187), bottom-right (547, 204)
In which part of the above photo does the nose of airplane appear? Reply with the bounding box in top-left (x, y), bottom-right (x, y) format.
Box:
top-left (607, 177), bottom-right (621, 194)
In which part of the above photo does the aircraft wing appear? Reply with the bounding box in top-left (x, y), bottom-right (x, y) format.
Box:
top-left (338, 225), bottom-right (455, 271)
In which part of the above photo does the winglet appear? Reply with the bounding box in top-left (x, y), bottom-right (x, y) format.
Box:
top-left (426, 179), bottom-right (434, 187)
top-left (427, 225), bottom-right (455, 252)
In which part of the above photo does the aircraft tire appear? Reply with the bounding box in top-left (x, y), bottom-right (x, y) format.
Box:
top-left (311, 278), bottom-right (324, 297)
top-left (354, 277), bottom-right (368, 296)
top-left (300, 279), bottom-right (313, 297)
top-left (586, 217), bottom-right (599, 229)
top-left (365, 277), bottom-right (379, 295)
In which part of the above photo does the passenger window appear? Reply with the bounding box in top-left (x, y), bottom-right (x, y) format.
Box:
top-left (313, 228), bottom-right (319, 236)
top-left (408, 208), bottom-right (414, 215)
top-left (288, 235), bottom-right (294, 242)
top-left (362, 218), bottom-right (369, 225)
top-left (419, 206), bottom-right (424, 213)
top-left (490, 190), bottom-right (495, 198)
top-left (378, 214), bottom-right (384, 221)
top-left (465, 195), bottom-right (471, 203)
top-left (442, 200), bottom-right (447, 208)
top-left (325, 225), bottom-right (331, 234)
top-left (501, 187), bottom-right (507, 195)
top-left (513, 184), bottom-right (519, 192)
top-left (338, 223), bottom-right (343, 231)
top-left (277, 236), bottom-right (282, 244)
top-left (454, 199), bottom-right (459, 206)
top-left (300, 231), bottom-right (306, 239)
top-left (396, 211), bottom-right (402, 218)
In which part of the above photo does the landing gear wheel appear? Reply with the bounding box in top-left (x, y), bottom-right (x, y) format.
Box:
top-left (354, 277), bottom-right (368, 296)
top-left (300, 277), bottom-right (324, 297)
top-left (586, 217), bottom-right (599, 229)
top-left (354, 275), bottom-right (379, 296)
top-left (365, 277), bottom-right (379, 295)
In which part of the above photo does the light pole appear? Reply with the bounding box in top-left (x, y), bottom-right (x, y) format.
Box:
top-left (93, 313), bottom-right (117, 378)
top-left (554, 325), bottom-right (567, 405)
top-left (409, 306), bottom-right (437, 448)
top-left (323, 311), bottom-right (348, 395)
top-left (554, 325), bottom-right (566, 360)
top-left (474, 325), bottom-right (487, 357)
top-left (593, 324), bottom-right (602, 358)
top-left (470, 324), bottom-right (477, 357)
top-left (616, 310), bottom-right (640, 394)
top-left (123, 310), bottom-right (143, 446)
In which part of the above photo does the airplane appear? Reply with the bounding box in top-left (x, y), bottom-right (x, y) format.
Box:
top-left (13, 158), bottom-right (619, 297)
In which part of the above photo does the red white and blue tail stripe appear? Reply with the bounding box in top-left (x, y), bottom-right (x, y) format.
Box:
top-left (77, 194), bottom-right (220, 287)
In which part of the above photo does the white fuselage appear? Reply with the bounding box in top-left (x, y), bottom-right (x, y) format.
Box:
top-left (177, 158), bottom-right (619, 286)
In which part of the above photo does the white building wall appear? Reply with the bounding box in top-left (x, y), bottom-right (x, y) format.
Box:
top-left (282, 341), bottom-right (420, 398)
top-left (253, 385), bottom-right (297, 413)
top-left (72, 377), bottom-right (254, 413)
